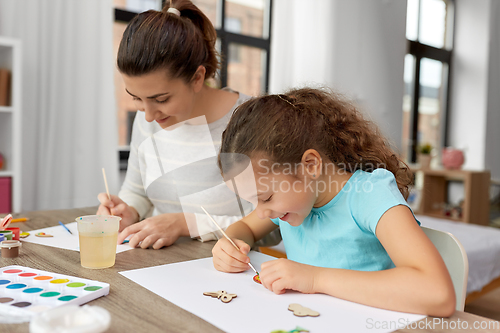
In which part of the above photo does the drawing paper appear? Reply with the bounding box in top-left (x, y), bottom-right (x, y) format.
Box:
top-left (21, 222), bottom-right (133, 253)
top-left (120, 252), bottom-right (426, 333)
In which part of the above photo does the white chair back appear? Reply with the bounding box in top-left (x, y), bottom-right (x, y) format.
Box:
top-left (422, 226), bottom-right (469, 311)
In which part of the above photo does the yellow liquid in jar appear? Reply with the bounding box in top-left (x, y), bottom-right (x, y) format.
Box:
top-left (79, 232), bottom-right (118, 269)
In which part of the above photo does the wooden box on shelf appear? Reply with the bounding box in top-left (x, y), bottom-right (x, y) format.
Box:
top-left (0, 68), bottom-right (11, 106)
top-left (415, 168), bottom-right (491, 225)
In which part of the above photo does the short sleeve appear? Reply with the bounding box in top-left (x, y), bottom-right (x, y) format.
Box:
top-left (350, 169), bottom-right (414, 234)
top-left (270, 218), bottom-right (280, 226)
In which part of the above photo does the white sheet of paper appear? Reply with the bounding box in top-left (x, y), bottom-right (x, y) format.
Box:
top-left (120, 252), bottom-right (426, 333)
top-left (21, 222), bottom-right (133, 253)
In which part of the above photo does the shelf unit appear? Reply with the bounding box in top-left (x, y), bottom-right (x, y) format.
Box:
top-left (415, 168), bottom-right (491, 225)
top-left (0, 36), bottom-right (22, 213)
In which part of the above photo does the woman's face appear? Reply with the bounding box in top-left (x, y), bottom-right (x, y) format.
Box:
top-left (122, 69), bottom-right (202, 128)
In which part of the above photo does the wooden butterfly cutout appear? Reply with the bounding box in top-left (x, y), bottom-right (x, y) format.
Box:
top-left (203, 290), bottom-right (237, 303)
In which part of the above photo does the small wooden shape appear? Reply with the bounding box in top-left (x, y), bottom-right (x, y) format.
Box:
top-left (203, 290), bottom-right (237, 303)
top-left (253, 274), bottom-right (261, 284)
top-left (288, 303), bottom-right (320, 317)
top-left (20, 232), bottom-right (30, 238)
top-left (35, 232), bottom-right (53, 238)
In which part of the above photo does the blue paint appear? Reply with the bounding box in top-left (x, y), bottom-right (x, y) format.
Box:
top-left (23, 287), bottom-right (43, 294)
top-left (7, 283), bottom-right (27, 289)
top-left (0, 279), bottom-right (11, 285)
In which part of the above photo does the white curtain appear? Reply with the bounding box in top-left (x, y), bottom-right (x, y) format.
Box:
top-left (485, 0), bottom-right (500, 181)
top-left (268, 0), bottom-right (336, 93)
top-left (0, 0), bottom-right (119, 211)
top-left (269, 0), bottom-right (407, 151)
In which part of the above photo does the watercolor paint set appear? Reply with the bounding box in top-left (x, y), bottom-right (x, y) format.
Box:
top-left (0, 265), bottom-right (109, 316)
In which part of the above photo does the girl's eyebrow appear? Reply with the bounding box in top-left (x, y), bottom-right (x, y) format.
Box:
top-left (125, 89), bottom-right (170, 99)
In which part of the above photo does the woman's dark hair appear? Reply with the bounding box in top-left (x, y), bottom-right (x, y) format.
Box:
top-left (117, 0), bottom-right (219, 82)
top-left (219, 87), bottom-right (413, 199)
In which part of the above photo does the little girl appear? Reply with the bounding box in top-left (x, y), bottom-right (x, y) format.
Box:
top-left (212, 87), bottom-right (455, 316)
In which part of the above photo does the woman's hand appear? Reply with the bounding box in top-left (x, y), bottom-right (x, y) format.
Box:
top-left (260, 259), bottom-right (318, 295)
top-left (116, 213), bottom-right (189, 249)
top-left (212, 238), bottom-right (252, 273)
top-left (97, 193), bottom-right (139, 231)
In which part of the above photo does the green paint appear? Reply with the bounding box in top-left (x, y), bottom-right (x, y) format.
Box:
top-left (58, 295), bottom-right (78, 301)
top-left (84, 286), bottom-right (102, 291)
top-left (67, 282), bottom-right (86, 288)
top-left (40, 292), bottom-right (61, 298)
top-left (0, 231), bottom-right (13, 240)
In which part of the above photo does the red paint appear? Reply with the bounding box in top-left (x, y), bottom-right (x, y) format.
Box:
top-left (6, 227), bottom-right (20, 240)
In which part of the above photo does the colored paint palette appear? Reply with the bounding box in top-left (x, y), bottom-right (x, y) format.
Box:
top-left (0, 265), bottom-right (109, 317)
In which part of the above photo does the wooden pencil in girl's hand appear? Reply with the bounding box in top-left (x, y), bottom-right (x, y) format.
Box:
top-left (200, 206), bottom-right (259, 275)
top-left (102, 168), bottom-right (113, 216)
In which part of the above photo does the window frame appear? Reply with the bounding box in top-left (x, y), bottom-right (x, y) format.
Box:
top-left (406, 0), bottom-right (455, 163)
top-left (114, 0), bottom-right (273, 169)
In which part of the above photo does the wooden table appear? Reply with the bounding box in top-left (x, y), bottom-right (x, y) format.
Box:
top-left (2, 207), bottom-right (499, 333)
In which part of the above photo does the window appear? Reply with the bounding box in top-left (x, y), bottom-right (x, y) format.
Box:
top-left (402, 0), bottom-right (454, 163)
top-left (113, 0), bottom-right (273, 168)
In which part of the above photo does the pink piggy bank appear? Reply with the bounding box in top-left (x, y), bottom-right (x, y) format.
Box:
top-left (442, 148), bottom-right (464, 170)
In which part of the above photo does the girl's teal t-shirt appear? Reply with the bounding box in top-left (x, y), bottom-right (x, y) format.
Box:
top-left (271, 168), bottom-right (418, 271)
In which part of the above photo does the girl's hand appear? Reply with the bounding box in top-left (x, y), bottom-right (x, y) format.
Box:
top-left (97, 193), bottom-right (139, 231)
top-left (116, 213), bottom-right (189, 249)
top-left (260, 259), bottom-right (318, 295)
top-left (212, 238), bottom-right (251, 273)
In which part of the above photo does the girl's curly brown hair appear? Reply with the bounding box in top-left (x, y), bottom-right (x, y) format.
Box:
top-left (219, 87), bottom-right (412, 199)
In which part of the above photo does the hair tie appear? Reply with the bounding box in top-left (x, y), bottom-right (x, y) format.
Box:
top-left (167, 7), bottom-right (181, 16)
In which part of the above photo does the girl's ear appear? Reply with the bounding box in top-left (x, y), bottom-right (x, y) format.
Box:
top-left (301, 149), bottom-right (322, 179)
top-left (191, 65), bottom-right (206, 92)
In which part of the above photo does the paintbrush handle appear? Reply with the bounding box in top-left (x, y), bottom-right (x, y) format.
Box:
top-left (102, 168), bottom-right (113, 216)
top-left (247, 263), bottom-right (258, 275)
top-left (200, 206), bottom-right (237, 246)
top-left (102, 168), bottom-right (111, 201)
top-left (200, 206), bottom-right (258, 275)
